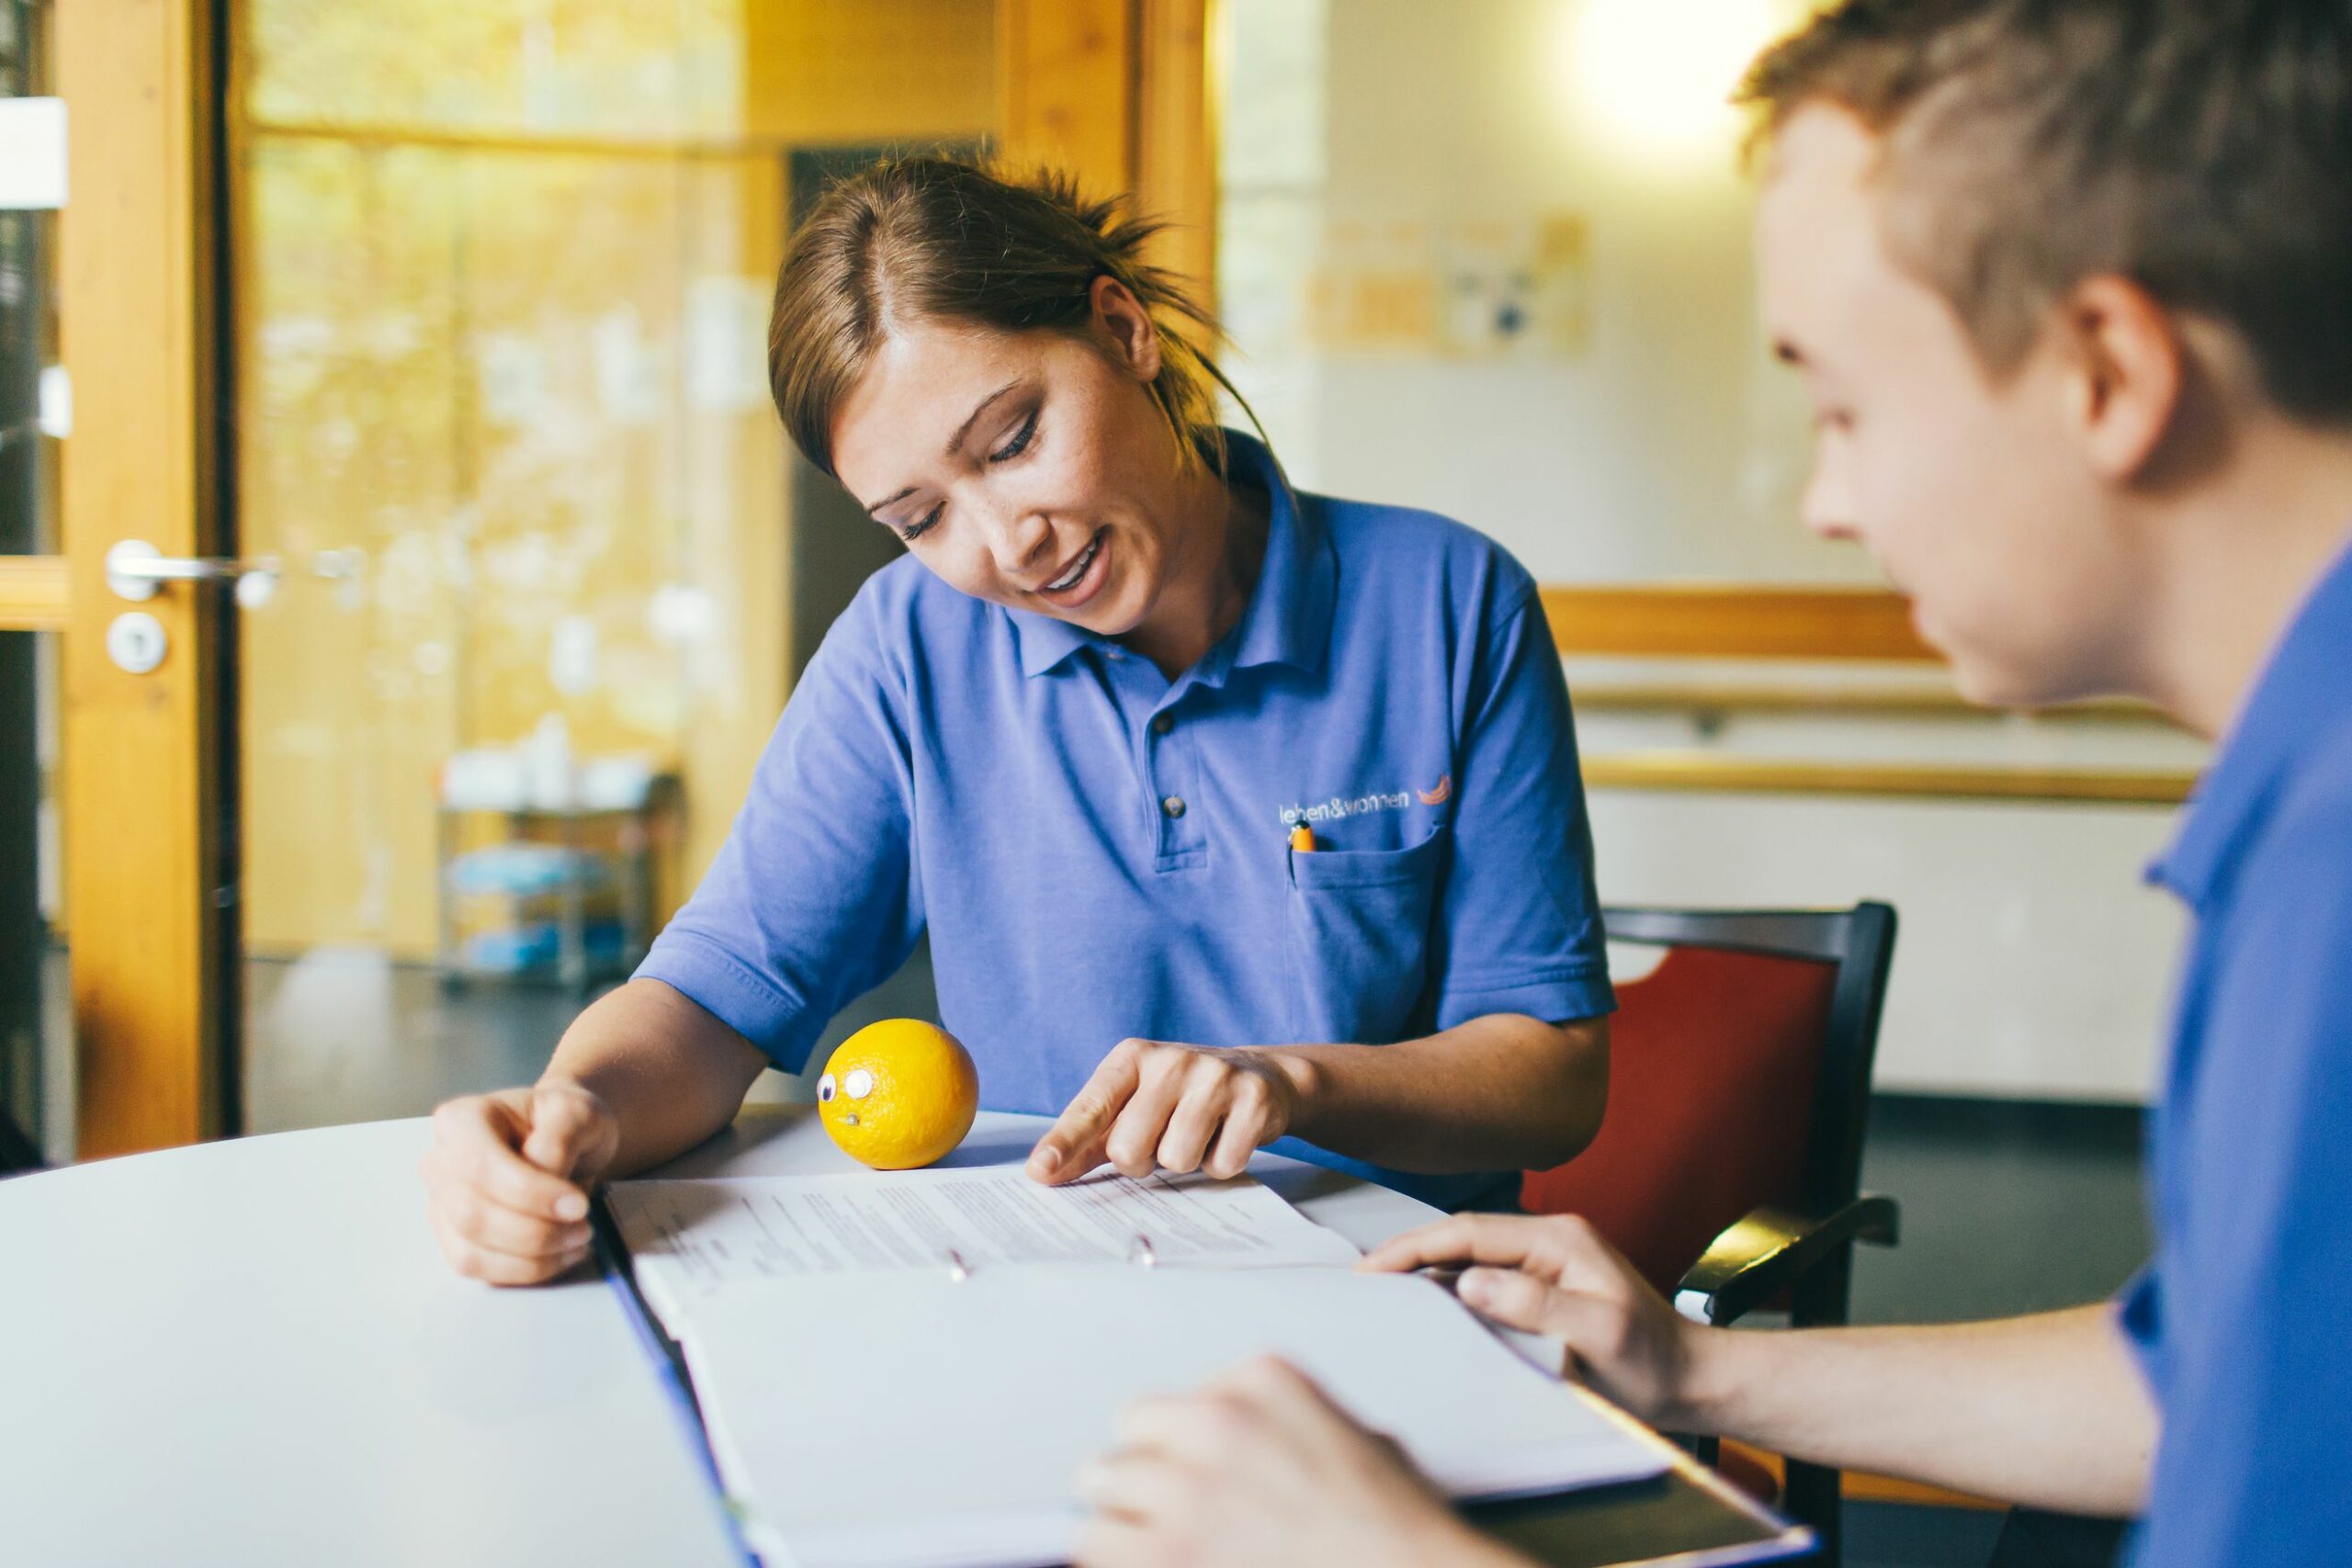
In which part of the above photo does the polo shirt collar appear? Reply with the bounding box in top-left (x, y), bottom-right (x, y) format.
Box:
top-left (1005, 429), bottom-right (1335, 680)
top-left (1224, 430), bottom-right (1335, 675)
top-left (2149, 530), bottom-right (2352, 908)
top-left (1008, 598), bottom-right (1093, 678)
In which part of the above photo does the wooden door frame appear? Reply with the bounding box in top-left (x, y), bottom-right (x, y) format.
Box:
top-left (49, 0), bottom-right (236, 1155)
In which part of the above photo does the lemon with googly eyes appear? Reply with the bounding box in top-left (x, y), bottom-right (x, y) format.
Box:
top-left (815, 1019), bottom-right (979, 1169)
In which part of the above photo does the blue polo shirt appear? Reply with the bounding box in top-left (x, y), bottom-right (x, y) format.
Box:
top-left (2120, 536), bottom-right (2352, 1566)
top-left (639, 433), bottom-right (1614, 1210)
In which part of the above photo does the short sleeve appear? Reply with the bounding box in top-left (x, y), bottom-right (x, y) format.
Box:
top-left (2131, 788), bottom-right (2352, 1567)
top-left (1429, 581), bottom-right (1616, 1030)
top-left (635, 592), bottom-right (924, 1073)
top-left (2114, 1259), bottom-right (2165, 1388)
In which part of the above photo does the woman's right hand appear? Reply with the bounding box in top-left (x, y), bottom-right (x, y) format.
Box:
top-left (1359, 1213), bottom-right (1714, 1429)
top-left (420, 1082), bottom-right (620, 1285)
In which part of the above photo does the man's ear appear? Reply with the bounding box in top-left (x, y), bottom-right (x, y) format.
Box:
top-left (2057, 274), bottom-right (2185, 482)
top-left (1090, 275), bottom-right (1164, 381)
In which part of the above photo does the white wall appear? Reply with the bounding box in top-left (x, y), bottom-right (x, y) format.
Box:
top-left (1588, 792), bottom-right (2182, 1101)
top-left (1219, 0), bottom-right (2198, 1101)
top-left (1224, 0), bottom-right (1858, 581)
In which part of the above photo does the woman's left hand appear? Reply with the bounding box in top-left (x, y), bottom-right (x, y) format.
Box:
top-left (1026, 1038), bottom-right (1306, 1185)
top-left (1073, 1355), bottom-right (1527, 1568)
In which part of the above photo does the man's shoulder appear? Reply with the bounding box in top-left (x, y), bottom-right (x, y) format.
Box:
top-left (2263, 723), bottom-right (2352, 884)
top-left (2218, 718), bottom-right (2352, 995)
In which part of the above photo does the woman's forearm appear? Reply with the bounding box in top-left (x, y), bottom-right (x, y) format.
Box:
top-left (1268, 1013), bottom-right (1608, 1174)
top-left (539, 977), bottom-right (773, 1179)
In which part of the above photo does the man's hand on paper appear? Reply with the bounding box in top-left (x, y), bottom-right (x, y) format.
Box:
top-left (1026, 1038), bottom-right (1305, 1185)
top-left (420, 1082), bottom-right (619, 1285)
top-left (1361, 1213), bottom-right (1712, 1429)
top-left (1074, 1354), bottom-right (1532, 1568)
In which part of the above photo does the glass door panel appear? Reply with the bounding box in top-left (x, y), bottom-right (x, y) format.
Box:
top-left (0, 0), bottom-right (61, 1168)
top-left (229, 0), bottom-right (995, 1131)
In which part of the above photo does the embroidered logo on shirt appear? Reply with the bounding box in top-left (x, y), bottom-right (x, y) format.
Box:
top-left (1278, 774), bottom-right (1452, 828)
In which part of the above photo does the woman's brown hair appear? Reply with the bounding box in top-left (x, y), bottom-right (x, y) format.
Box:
top-left (768, 155), bottom-right (1250, 479)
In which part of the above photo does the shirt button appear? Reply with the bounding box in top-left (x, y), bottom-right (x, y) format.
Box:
top-left (1161, 795), bottom-right (1187, 819)
top-left (1151, 713), bottom-right (1174, 736)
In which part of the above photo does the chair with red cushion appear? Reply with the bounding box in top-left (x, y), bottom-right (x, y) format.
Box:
top-left (1523, 903), bottom-right (1901, 1568)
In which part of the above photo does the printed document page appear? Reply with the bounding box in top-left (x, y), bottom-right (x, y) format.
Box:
top-left (682, 1264), bottom-right (1673, 1568)
top-left (607, 1168), bottom-right (1361, 1329)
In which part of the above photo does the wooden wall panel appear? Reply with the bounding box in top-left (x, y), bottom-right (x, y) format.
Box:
top-left (997, 0), bottom-right (1217, 291)
top-left (1135, 0), bottom-right (1216, 297)
top-left (997, 0), bottom-right (1136, 198)
top-left (746, 0), bottom-right (998, 145)
top-left (1582, 754), bottom-right (2195, 807)
top-left (1544, 584), bottom-right (1941, 662)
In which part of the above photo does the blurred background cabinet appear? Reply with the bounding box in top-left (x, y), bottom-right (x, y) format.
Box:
top-left (434, 757), bottom-right (678, 993)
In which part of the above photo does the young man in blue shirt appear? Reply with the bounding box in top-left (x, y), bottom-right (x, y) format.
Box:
top-left (1073, 4), bottom-right (2352, 1566)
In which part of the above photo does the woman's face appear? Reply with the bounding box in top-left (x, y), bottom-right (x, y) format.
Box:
top-left (829, 279), bottom-right (1203, 639)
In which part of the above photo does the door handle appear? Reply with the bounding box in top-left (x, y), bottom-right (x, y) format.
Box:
top-left (105, 539), bottom-right (280, 608)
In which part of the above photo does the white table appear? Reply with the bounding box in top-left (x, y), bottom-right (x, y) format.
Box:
top-left (0, 1110), bottom-right (1443, 1568)
top-left (2, 1110), bottom-right (1800, 1568)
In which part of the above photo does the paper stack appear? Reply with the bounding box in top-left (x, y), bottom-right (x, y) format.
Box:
top-left (607, 1167), bottom-right (1669, 1568)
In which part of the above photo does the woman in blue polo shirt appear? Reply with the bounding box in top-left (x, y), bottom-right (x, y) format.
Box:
top-left (420, 158), bottom-right (1614, 1287)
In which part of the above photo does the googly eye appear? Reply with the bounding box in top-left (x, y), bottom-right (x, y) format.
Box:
top-left (843, 1067), bottom-right (876, 1100)
top-left (817, 1072), bottom-right (837, 1103)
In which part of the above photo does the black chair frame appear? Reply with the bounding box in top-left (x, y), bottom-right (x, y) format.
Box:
top-left (0, 1109), bottom-right (40, 1177)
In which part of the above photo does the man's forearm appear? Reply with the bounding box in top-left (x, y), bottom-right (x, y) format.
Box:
top-left (1680, 1303), bottom-right (2156, 1516)
top-left (1270, 1014), bottom-right (1608, 1174)
top-left (539, 977), bottom-right (772, 1179)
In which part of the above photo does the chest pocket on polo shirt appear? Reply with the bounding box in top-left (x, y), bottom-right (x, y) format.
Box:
top-left (1283, 823), bottom-right (1449, 1044)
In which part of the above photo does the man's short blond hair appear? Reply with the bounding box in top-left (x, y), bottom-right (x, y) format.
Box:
top-left (1741, 0), bottom-right (2352, 425)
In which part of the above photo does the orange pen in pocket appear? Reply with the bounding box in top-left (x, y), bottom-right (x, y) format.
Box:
top-left (1289, 823), bottom-right (1317, 852)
